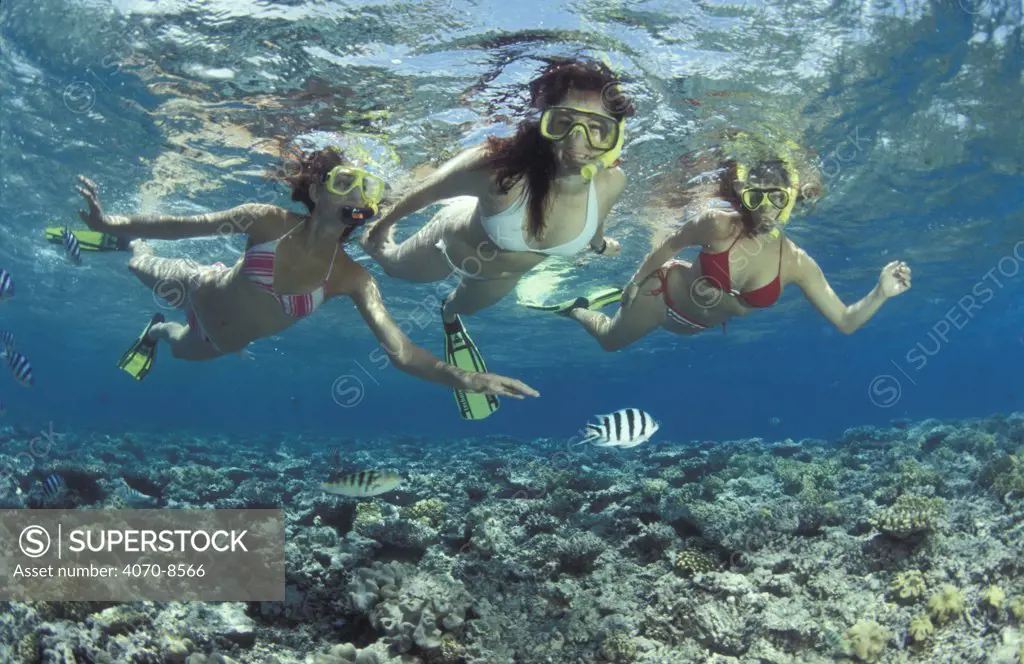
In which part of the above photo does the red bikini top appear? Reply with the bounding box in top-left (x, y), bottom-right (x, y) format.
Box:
top-left (698, 232), bottom-right (783, 308)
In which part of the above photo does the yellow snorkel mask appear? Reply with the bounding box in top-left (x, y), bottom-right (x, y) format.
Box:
top-left (735, 155), bottom-right (799, 238)
top-left (321, 145), bottom-right (387, 221)
top-left (538, 105), bottom-right (626, 181)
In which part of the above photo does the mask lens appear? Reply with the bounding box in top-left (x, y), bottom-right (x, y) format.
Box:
top-left (329, 170), bottom-right (357, 194)
top-left (542, 108), bottom-right (574, 139)
top-left (768, 189), bottom-right (790, 209)
top-left (361, 174), bottom-right (386, 204)
top-left (586, 115), bottom-right (617, 150)
top-left (742, 189), bottom-right (765, 209)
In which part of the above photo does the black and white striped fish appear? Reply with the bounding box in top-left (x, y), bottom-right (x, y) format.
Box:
top-left (320, 470), bottom-right (402, 497)
top-left (576, 408), bottom-right (660, 448)
top-left (62, 227), bottom-right (82, 264)
top-left (41, 474), bottom-right (66, 499)
top-left (0, 330), bottom-right (15, 354)
top-left (117, 483), bottom-right (156, 506)
top-left (6, 351), bottom-right (34, 387)
top-left (0, 269), bottom-right (12, 300)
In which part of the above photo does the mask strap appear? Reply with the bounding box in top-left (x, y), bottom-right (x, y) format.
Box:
top-left (776, 156), bottom-right (799, 223)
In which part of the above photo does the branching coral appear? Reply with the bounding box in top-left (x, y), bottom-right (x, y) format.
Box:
top-left (981, 585), bottom-right (1006, 611)
top-left (400, 498), bottom-right (446, 529)
top-left (846, 620), bottom-right (890, 662)
top-left (673, 549), bottom-right (718, 577)
top-left (1010, 596), bottom-right (1024, 621)
top-left (872, 494), bottom-right (946, 539)
top-left (979, 451), bottom-right (1024, 501)
top-left (927, 585), bottom-right (965, 625)
top-left (889, 570), bottom-right (926, 601)
top-left (907, 613), bottom-right (933, 643)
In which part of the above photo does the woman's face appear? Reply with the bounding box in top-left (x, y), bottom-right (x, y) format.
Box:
top-left (546, 89), bottom-right (618, 173)
top-left (732, 166), bottom-right (793, 226)
top-left (310, 169), bottom-right (377, 232)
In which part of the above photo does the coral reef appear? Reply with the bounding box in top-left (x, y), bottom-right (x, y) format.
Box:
top-left (1, 412), bottom-right (1023, 662)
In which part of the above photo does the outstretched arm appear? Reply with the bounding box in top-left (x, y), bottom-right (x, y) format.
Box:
top-left (375, 145), bottom-right (492, 228)
top-left (621, 207), bottom-right (726, 305)
top-left (77, 175), bottom-right (277, 240)
top-left (341, 261), bottom-right (540, 398)
top-left (792, 248), bottom-right (911, 334)
top-left (105, 205), bottom-right (278, 240)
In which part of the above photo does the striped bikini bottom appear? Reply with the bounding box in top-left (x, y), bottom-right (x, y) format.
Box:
top-left (649, 260), bottom-right (726, 335)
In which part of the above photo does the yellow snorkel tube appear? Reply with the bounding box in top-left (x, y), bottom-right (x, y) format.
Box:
top-left (581, 118), bottom-right (626, 181)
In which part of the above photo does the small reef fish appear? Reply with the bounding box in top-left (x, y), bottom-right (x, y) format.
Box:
top-left (577, 408), bottom-right (660, 448)
top-left (62, 227), bottom-right (82, 264)
top-left (0, 398), bottom-right (5, 417)
top-left (41, 474), bottom-right (66, 499)
top-left (320, 470), bottom-right (402, 497)
top-left (0, 269), bottom-right (12, 300)
top-left (5, 351), bottom-right (34, 387)
top-left (0, 330), bottom-right (15, 353)
top-left (117, 483), bottom-right (157, 506)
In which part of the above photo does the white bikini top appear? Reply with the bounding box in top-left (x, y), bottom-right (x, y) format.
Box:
top-left (480, 178), bottom-right (599, 257)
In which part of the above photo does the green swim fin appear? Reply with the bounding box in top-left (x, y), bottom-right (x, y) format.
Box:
top-left (525, 286), bottom-right (623, 314)
top-left (45, 227), bottom-right (130, 251)
top-left (443, 313), bottom-right (499, 420)
top-left (117, 313), bottom-right (165, 381)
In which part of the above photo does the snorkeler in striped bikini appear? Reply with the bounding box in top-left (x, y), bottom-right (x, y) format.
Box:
top-left (73, 147), bottom-right (538, 403)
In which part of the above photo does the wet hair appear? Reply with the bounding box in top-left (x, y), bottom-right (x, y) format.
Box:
top-left (655, 148), bottom-right (804, 236)
top-left (744, 159), bottom-right (793, 188)
top-left (480, 58), bottom-right (635, 238)
top-left (273, 145), bottom-right (347, 214)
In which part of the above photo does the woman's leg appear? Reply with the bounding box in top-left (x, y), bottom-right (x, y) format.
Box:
top-left (442, 275), bottom-right (521, 324)
top-left (147, 320), bottom-right (224, 361)
top-left (566, 279), bottom-right (666, 352)
top-left (126, 241), bottom-right (225, 361)
top-left (359, 198), bottom-right (473, 282)
top-left (126, 240), bottom-right (201, 309)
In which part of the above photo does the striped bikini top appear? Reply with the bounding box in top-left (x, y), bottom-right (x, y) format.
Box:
top-left (242, 222), bottom-right (338, 318)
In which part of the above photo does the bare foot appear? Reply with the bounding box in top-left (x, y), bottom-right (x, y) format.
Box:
top-left (130, 239), bottom-right (156, 257)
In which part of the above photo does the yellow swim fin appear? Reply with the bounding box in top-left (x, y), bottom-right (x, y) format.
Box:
top-left (117, 313), bottom-right (164, 381)
top-left (524, 286), bottom-right (623, 314)
top-left (443, 314), bottom-right (498, 420)
top-left (45, 227), bottom-right (129, 251)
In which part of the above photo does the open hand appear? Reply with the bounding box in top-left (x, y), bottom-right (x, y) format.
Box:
top-left (76, 176), bottom-right (113, 232)
top-left (463, 372), bottom-right (540, 399)
top-left (621, 274), bottom-right (659, 308)
top-left (879, 260), bottom-right (911, 298)
top-left (621, 281), bottom-right (640, 309)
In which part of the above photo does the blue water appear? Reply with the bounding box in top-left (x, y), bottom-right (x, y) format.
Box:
top-left (1, 0), bottom-right (1022, 444)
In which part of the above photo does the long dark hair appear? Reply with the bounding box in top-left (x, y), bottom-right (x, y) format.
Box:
top-left (480, 58), bottom-right (635, 238)
top-left (272, 145), bottom-right (347, 214)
